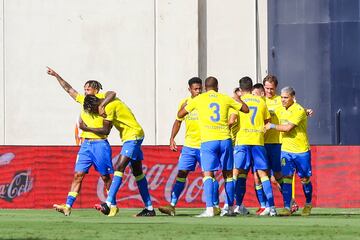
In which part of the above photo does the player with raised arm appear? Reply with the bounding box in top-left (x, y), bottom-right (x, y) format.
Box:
top-left (265, 87), bottom-right (313, 216)
top-left (47, 67), bottom-right (115, 216)
top-left (178, 76), bottom-right (249, 217)
top-left (158, 77), bottom-right (220, 216)
top-left (232, 77), bottom-right (276, 216)
top-left (81, 95), bottom-right (155, 217)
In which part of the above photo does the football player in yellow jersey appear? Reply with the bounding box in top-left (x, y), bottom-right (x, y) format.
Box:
top-left (46, 67), bottom-right (115, 216)
top-left (178, 77), bottom-right (249, 217)
top-left (80, 95), bottom-right (155, 217)
top-left (265, 86), bottom-right (313, 216)
top-left (159, 77), bottom-right (221, 216)
top-left (233, 77), bottom-right (276, 216)
top-left (251, 82), bottom-right (272, 215)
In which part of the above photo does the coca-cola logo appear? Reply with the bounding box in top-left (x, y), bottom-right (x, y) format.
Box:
top-left (0, 170), bottom-right (34, 202)
top-left (96, 154), bottom-right (227, 204)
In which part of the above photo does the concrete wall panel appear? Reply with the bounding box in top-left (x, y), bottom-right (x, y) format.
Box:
top-left (155, 0), bottom-right (198, 145)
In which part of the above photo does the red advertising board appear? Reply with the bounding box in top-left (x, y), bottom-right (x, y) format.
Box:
top-left (0, 146), bottom-right (359, 209)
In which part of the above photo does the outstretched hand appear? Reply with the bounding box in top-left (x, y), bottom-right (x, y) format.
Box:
top-left (46, 66), bottom-right (59, 77)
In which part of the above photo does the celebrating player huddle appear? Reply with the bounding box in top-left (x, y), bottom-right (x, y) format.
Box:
top-left (47, 68), bottom-right (313, 218)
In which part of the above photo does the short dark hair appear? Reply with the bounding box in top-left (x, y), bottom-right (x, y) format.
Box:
top-left (205, 76), bottom-right (218, 88)
top-left (253, 83), bottom-right (265, 91)
top-left (84, 80), bottom-right (103, 91)
top-left (239, 76), bottom-right (253, 91)
top-left (188, 77), bottom-right (202, 87)
top-left (263, 74), bottom-right (278, 87)
top-left (83, 95), bottom-right (101, 114)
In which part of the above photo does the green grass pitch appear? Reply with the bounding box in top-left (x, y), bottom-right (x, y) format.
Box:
top-left (0, 208), bottom-right (359, 240)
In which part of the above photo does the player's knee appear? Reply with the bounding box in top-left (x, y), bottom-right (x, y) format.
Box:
top-left (73, 172), bottom-right (85, 182)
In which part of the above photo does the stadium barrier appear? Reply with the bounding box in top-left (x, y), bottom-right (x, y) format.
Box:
top-left (0, 146), bottom-right (359, 208)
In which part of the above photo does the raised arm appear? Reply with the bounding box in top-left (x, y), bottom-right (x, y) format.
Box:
top-left (169, 120), bottom-right (182, 152)
top-left (233, 94), bottom-right (249, 113)
top-left (98, 91), bottom-right (116, 116)
top-left (47, 67), bottom-right (78, 100)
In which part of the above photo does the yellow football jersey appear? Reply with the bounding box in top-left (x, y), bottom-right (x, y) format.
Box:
top-left (176, 97), bottom-right (201, 148)
top-left (104, 98), bottom-right (144, 142)
top-left (264, 95), bottom-right (282, 144)
top-left (278, 102), bottom-right (310, 153)
top-left (79, 111), bottom-right (107, 139)
top-left (236, 93), bottom-right (270, 146)
top-left (76, 93), bottom-right (107, 139)
top-left (185, 90), bottom-right (243, 142)
top-left (228, 108), bottom-right (239, 146)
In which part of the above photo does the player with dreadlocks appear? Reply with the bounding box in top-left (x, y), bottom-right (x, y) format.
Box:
top-left (80, 94), bottom-right (155, 217)
top-left (47, 67), bottom-right (116, 216)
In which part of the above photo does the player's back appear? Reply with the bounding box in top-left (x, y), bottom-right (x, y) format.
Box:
top-left (186, 90), bottom-right (242, 142)
top-left (236, 93), bottom-right (270, 146)
top-left (105, 98), bottom-right (144, 142)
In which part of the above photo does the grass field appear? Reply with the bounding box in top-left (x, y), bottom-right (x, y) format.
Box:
top-left (0, 208), bottom-right (359, 240)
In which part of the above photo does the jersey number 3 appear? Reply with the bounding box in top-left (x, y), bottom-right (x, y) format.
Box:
top-left (209, 103), bottom-right (220, 122)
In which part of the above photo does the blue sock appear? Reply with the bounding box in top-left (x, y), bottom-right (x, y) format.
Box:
top-left (66, 192), bottom-right (78, 208)
top-left (213, 178), bottom-right (219, 206)
top-left (282, 178), bottom-right (293, 208)
top-left (170, 177), bottom-right (186, 206)
top-left (255, 184), bottom-right (266, 208)
top-left (261, 176), bottom-right (275, 207)
top-left (136, 173), bottom-right (152, 207)
top-left (225, 177), bottom-right (234, 207)
top-left (203, 177), bottom-right (214, 207)
top-left (106, 171), bottom-right (123, 205)
top-left (235, 174), bottom-right (246, 206)
top-left (302, 179), bottom-right (313, 204)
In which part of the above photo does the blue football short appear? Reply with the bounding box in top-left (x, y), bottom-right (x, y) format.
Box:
top-left (281, 150), bottom-right (312, 178)
top-left (200, 139), bottom-right (233, 171)
top-left (75, 139), bottom-right (114, 175)
top-left (178, 146), bottom-right (201, 171)
top-left (234, 145), bottom-right (268, 171)
top-left (121, 138), bottom-right (144, 161)
top-left (265, 143), bottom-right (282, 173)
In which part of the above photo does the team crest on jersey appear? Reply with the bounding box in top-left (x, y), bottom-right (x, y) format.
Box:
top-left (281, 157), bottom-right (286, 166)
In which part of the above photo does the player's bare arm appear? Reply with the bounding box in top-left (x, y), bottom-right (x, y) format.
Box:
top-left (169, 120), bottom-right (182, 152)
top-left (265, 122), bottom-right (296, 132)
top-left (177, 107), bottom-right (189, 119)
top-left (228, 113), bottom-right (238, 128)
top-left (233, 94), bottom-right (249, 113)
top-left (98, 91), bottom-right (116, 116)
top-left (46, 66), bottom-right (78, 100)
top-left (79, 119), bottom-right (113, 135)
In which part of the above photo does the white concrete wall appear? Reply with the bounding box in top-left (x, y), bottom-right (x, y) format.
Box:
top-left (155, 0), bottom-right (199, 145)
top-left (0, 0), bottom-right (268, 145)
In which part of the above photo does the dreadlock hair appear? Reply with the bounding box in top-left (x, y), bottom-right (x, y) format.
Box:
top-left (84, 80), bottom-right (103, 91)
top-left (83, 95), bottom-right (101, 114)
